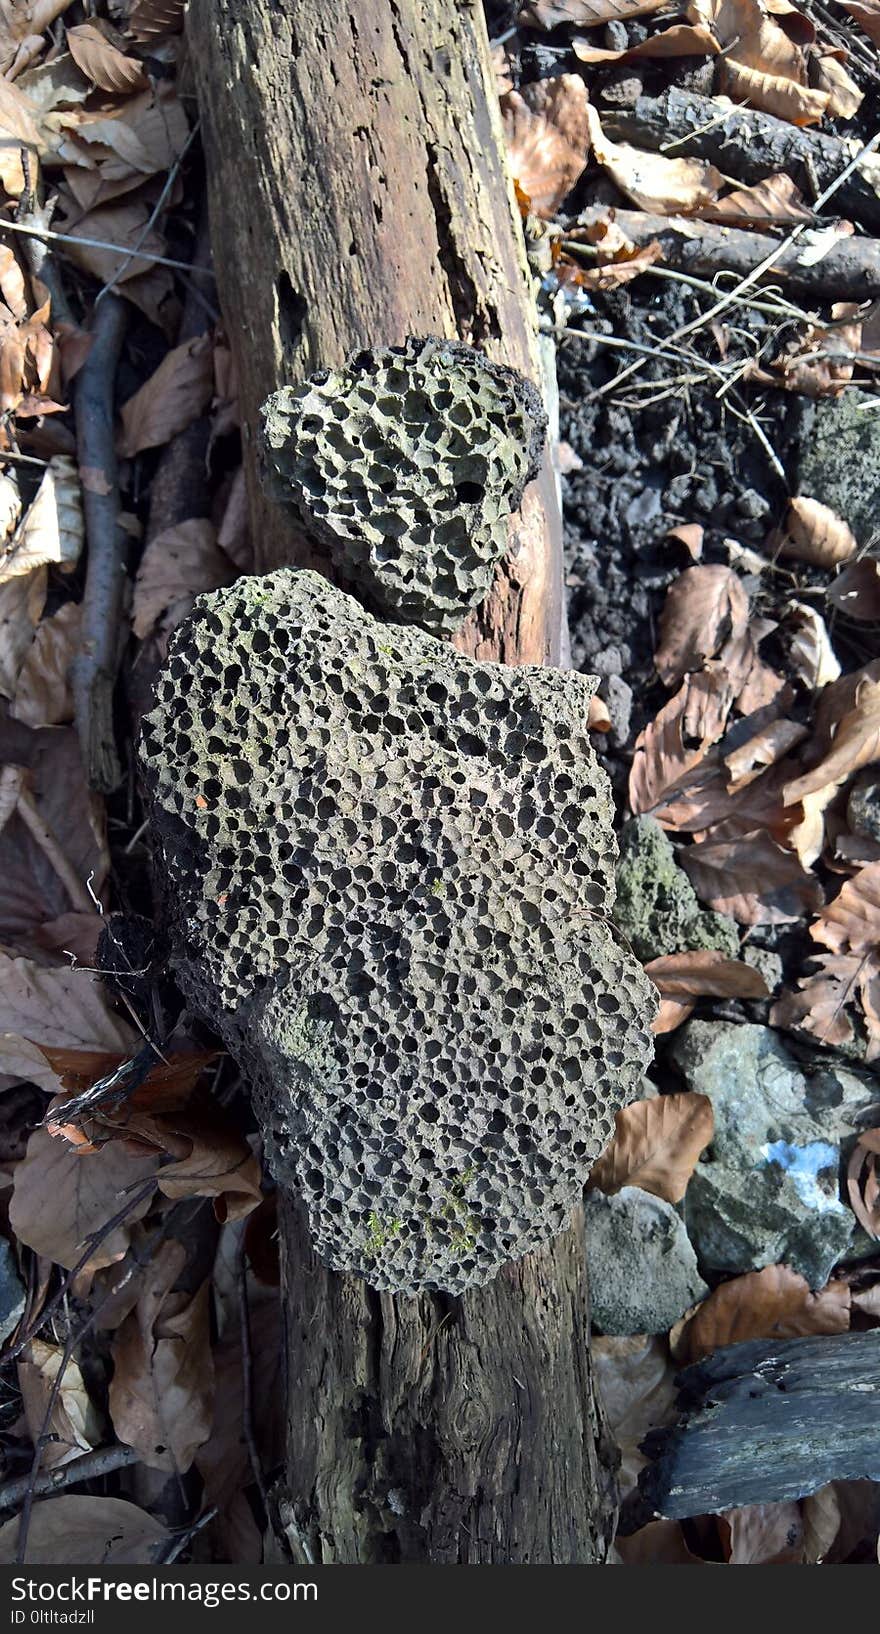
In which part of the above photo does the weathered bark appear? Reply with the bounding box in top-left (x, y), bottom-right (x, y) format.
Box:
top-left (602, 88), bottom-right (880, 235)
top-left (188, 0), bottom-right (613, 1564)
top-left (624, 1332), bottom-right (880, 1527)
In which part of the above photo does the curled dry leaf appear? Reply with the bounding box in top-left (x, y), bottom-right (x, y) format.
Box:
top-left (771, 951), bottom-right (880, 1060)
top-left (680, 830), bottom-right (824, 924)
top-left (589, 1091), bottom-right (714, 1203)
top-left (811, 860), bottom-right (880, 956)
top-left (614, 1519), bottom-right (705, 1565)
top-left (784, 676), bottom-right (880, 804)
top-left (0, 1495), bottom-right (168, 1566)
top-left (828, 559), bottom-right (880, 624)
top-left (127, 0), bottom-right (188, 39)
top-left (0, 457), bottom-right (83, 586)
top-left (66, 23), bottom-right (149, 95)
top-left (0, 566), bottom-right (46, 699)
top-left (644, 950), bottom-right (769, 1000)
top-left (695, 172), bottom-right (812, 226)
top-left (666, 522), bottom-right (703, 561)
top-left (838, 0), bottom-right (880, 44)
top-left (677, 1265), bottom-right (851, 1363)
top-left (585, 102), bottom-right (723, 213)
top-left (519, 0), bottom-right (670, 25)
top-left (18, 1339), bottom-right (101, 1468)
top-left (722, 58), bottom-right (829, 124)
top-left (132, 519), bottom-right (238, 640)
top-left (777, 497), bottom-right (857, 569)
top-left (591, 1334), bottom-right (677, 1501)
top-left (785, 602), bottom-right (841, 689)
top-left (555, 234), bottom-right (663, 291)
top-left (654, 565), bottom-right (749, 686)
top-left (573, 21), bottom-right (720, 61)
top-left (629, 672), bottom-right (729, 818)
top-left (811, 54), bottom-right (864, 121)
top-left (688, 0), bottom-right (829, 126)
top-left (118, 333), bottom-right (214, 458)
top-left (11, 599), bottom-right (79, 726)
top-left (501, 86), bottom-right (588, 220)
top-left (109, 1242), bottom-right (213, 1473)
top-left (846, 1133), bottom-right (880, 1238)
top-left (652, 994), bottom-right (695, 1033)
top-left (724, 718), bottom-right (807, 789)
top-left (719, 1503), bottom-right (805, 1565)
top-left (9, 1123), bottom-right (157, 1270)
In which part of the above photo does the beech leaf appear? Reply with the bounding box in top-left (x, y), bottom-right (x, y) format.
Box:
top-left (0, 1496), bottom-right (168, 1565)
top-left (644, 950), bottom-right (769, 999)
top-left (677, 1265), bottom-right (851, 1362)
top-left (66, 23), bottom-right (149, 95)
top-left (109, 1244), bottom-right (214, 1473)
top-left (680, 831), bottom-right (824, 924)
top-left (117, 334), bottom-right (214, 458)
top-left (586, 103), bottom-right (723, 213)
top-left (10, 1124), bottom-right (157, 1270)
top-left (778, 497), bottom-right (858, 569)
top-left (654, 565), bottom-right (749, 686)
top-left (589, 1091), bottom-right (714, 1203)
top-left (132, 519), bottom-right (238, 640)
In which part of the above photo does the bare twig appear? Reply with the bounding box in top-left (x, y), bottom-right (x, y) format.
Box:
top-left (16, 783), bottom-right (96, 915)
top-left (96, 121), bottom-right (203, 306)
top-left (0, 1443), bottom-right (139, 1512)
top-left (70, 294), bottom-right (129, 792)
top-left (0, 217), bottom-right (216, 278)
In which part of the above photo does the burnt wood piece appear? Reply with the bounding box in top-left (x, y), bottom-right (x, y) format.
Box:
top-left (569, 205), bottom-right (880, 302)
top-left (602, 87), bottom-right (880, 236)
top-left (623, 1332), bottom-right (880, 1528)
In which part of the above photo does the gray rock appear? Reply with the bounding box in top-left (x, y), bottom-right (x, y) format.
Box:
top-left (585, 1187), bottom-right (708, 1335)
top-left (0, 1237), bottom-right (24, 1346)
top-left (742, 943), bottom-right (784, 995)
top-left (847, 771), bottom-right (880, 843)
top-left (614, 816), bottom-right (740, 963)
top-left (672, 1021), bottom-right (877, 1287)
top-left (796, 392), bottom-right (880, 544)
top-left (600, 674), bottom-right (633, 749)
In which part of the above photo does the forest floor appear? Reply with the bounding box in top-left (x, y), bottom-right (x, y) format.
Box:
top-left (0, 0), bottom-right (876, 1569)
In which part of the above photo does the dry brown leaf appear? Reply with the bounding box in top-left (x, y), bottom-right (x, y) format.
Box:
top-left (751, 303), bottom-right (863, 399)
top-left (573, 21), bottom-right (720, 60)
top-left (0, 950), bottom-right (136, 1091)
top-left (839, 0), bottom-right (880, 44)
top-left (721, 58), bottom-right (829, 123)
top-left (802, 1484), bottom-right (843, 1563)
top-left (680, 830), bottom-right (824, 924)
top-left (109, 1243), bottom-right (213, 1472)
top-left (719, 1503), bottom-right (805, 1564)
top-left (666, 522), bottom-right (704, 560)
top-left (644, 951), bottom-right (769, 1000)
top-left (587, 693), bottom-right (611, 733)
top-left (591, 1333), bottom-right (678, 1500)
top-left (828, 559), bottom-right (880, 624)
top-left (724, 718), bottom-right (808, 788)
top-left (785, 602), bottom-right (841, 690)
top-left (11, 599), bottom-right (79, 726)
top-left (66, 23), bottom-right (149, 95)
top-left (33, 910), bottom-right (103, 964)
top-left (502, 89), bottom-right (588, 220)
top-left (0, 566), bottom-right (46, 698)
top-left (586, 103), bottom-right (723, 212)
top-left (771, 951), bottom-right (880, 1058)
top-left (628, 672), bottom-right (729, 818)
top-left (118, 334), bottom-right (214, 459)
top-left (846, 1134), bottom-right (880, 1238)
top-left (0, 1494), bottom-right (168, 1565)
top-left (216, 465), bottom-right (251, 572)
top-left (652, 994), bottom-right (696, 1033)
top-left (589, 1091), bottom-right (714, 1203)
top-left (10, 1123), bottom-right (157, 1269)
top-left (556, 237), bottom-right (663, 291)
top-left (696, 172), bottom-right (812, 226)
top-left (0, 457), bottom-right (83, 585)
top-left (677, 1265), bottom-right (851, 1362)
top-left (18, 1339), bottom-right (101, 1467)
top-left (778, 497), bottom-right (858, 569)
top-left (196, 1276), bottom-right (282, 1531)
top-left (55, 195), bottom-right (169, 286)
top-left (0, 1), bottom-right (74, 76)
top-left (654, 565), bottom-right (749, 686)
top-left (132, 519), bottom-right (238, 640)
top-left (520, 0), bottom-right (669, 25)
top-left (66, 1099), bottom-right (264, 1221)
top-left (784, 676), bottom-right (880, 803)
top-left (614, 1519), bottom-right (706, 1564)
top-left (811, 861), bottom-right (880, 956)
top-left (810, 54), bottom-right (864, 120)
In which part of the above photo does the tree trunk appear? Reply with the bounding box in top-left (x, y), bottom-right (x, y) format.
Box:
top-left (188, 0), bottom-right (615, 1563)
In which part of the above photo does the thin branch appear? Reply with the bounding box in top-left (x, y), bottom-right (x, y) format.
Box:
top-left (0, 217), bottom-right (216, 278)
top-left (95, 121), bottom-right (203, 306)
top-left (70, 294), bottom-right (129, 793)
top-left (0, 1443), bottom-right (139, 1512)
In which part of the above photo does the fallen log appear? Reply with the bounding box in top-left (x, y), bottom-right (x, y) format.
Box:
top-left (622, 1331), bottom-right (880, 1527)
top-left (601, 87), bottom-right (880, 236)
top-left (567, 206), bottom-right (880, 302)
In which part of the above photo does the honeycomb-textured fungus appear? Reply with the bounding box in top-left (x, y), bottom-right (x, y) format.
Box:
top-left (260, 337), bottom-right (546, 633)
top-left (140, 571), bottom-right (655, 1293)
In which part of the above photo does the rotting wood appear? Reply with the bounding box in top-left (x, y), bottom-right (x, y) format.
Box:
top-left (622, 1331), bottom-right (880, 1527)
top-left (602, 87), bottom-right (880, 236)
top-left (186, 0), bottom-right (613, 1565)
top-left (567, 206), bottom-right (880, 302)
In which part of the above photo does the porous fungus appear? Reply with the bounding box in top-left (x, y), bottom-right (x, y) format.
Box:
top-left (141, 571), bottom-right (655, 1293)
top-left (260, 337), bottom-right (546, 633)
